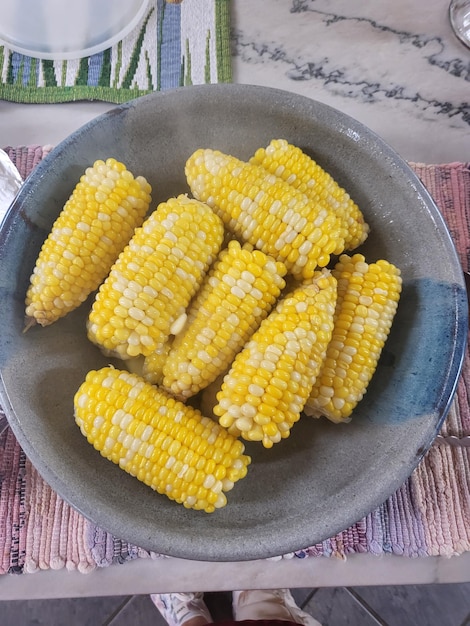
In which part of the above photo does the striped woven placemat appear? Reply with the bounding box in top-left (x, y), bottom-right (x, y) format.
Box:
top-left (0, 0), bottom-right (231, 104)
top-left (1, 149), bottom-right (469, 573)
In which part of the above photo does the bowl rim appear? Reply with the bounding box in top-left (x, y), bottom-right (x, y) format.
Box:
top-left (0, 83), bottom-right (468, 561)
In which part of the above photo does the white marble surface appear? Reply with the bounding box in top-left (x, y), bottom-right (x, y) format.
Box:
top-left (0, 0), bottom-right (469, 598)
top-left (1, 552), bottom-right (470, 600)
top-left (231, 0), bottom-right (469, 164)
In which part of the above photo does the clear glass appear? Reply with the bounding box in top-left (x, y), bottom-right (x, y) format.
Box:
top-left (0, 0), bottom-right (149, 61)
top-left (449, 0), bottom-right (470, 49)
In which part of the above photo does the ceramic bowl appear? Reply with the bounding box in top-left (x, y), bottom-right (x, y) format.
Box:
top-left (0, 84), bottom-right (467, 561)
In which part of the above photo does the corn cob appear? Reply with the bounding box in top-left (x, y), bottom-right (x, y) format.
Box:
top-left (185, 148), bottom-right (342, 280)
top-left (250, 139), bottom-right (369, 252)
top-left (74, 367), bottom-right (250, 512)
top-left (24, 158), bottom-right (152, 327)
top-left (212, 270), bottom-right (337, 448)
top-left (142, 340), bottom-right (173, 386)
top-left (87, 194), bottom-right (224, 359)
top-left (304, 253), bottom-right (402, 423)
top-left (157, 240), bottom-right (287, 399)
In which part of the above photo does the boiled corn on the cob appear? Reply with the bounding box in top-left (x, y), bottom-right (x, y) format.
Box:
top-left (185, 148), bottom-right (342, 280)
top-left (87, 194), bottom-right (224, 359)
top-left (158, 240), bottom-right (287, 399)
top-left (74, 367), bottom-right (251, 513)
top-left (250, 139), bottom-right (369, 252)
top-left (304, 253), bottom-right (402, 423)
top-left (142, 340), bottom-right (173, 386)
top-left (213, 270), bottom-right (337, 448)
top-left (25, 158), bottom-right (152, 327)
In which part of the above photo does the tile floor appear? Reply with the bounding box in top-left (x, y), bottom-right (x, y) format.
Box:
top-left (1, 583), bottom-right (470, 625)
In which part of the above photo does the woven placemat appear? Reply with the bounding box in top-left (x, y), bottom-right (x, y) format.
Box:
top-left (1, 150), bottom-right (469, 573)
top-left (0, 0), bottom-right (231, 104)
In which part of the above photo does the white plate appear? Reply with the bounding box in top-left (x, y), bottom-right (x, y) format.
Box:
top-left (0, 0), bottom-right (149, 60)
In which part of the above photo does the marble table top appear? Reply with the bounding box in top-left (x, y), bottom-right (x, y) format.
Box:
top-left (232, 0), bottom-right (469, 164)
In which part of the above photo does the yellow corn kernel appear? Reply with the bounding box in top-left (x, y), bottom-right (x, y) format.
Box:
top-left (142, 340), bottom-right (173, 386)
top-left (74, 367), bottom-right (251, 513)
top-left (251, 139), bottom-right (369, 252)
top-left (213, 270), bottom-right (337, 448)
top-left (185, 148), bottom-right (342, 280)
top-left (158, 240), bottom-right (287, 399)
top-left (25, 158), bottom-right (152, 327)
top-left (304, 253), bottom-right (402, 423)
top-left (87, 195), bottom-right (224, 359)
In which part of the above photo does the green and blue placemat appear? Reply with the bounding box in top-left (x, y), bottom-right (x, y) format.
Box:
top-left (0, 0), bottom-right (232, 104)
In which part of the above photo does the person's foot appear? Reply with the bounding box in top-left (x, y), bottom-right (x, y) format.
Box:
top-left (233, 589), bottom-right (322, 626)
top-left (150, 592), bottom-right (213, 626)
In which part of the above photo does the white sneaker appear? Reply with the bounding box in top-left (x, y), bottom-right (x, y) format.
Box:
top-left (232, 589), bottom-right (322, 626)
top-left (150, 592), bottom-right (213, 626)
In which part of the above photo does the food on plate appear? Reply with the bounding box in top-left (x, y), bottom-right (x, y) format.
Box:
top-left (157, 240), bottom-right (287, 399)
top-left (185, 148), bottom-right (343, 280)
top-left (74, 367), bottom-right (251, 513)
top-left (250, 138), bottom-right (369, 251)
top-left (26, 139), bottom-right (401, 509)
top-left (212, 270), bottom-right (337, 448)
top-left (24, 158), bottom-right (152, 328)
top-left (304, 253), bottom-right (402, 423)
top-left (87, 194), bottom-right (224, 359)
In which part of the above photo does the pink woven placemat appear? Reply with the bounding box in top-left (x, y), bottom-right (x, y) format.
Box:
top-left (1, 148), bottom-right (469, 574)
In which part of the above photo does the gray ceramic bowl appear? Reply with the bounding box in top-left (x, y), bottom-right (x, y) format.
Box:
top-left (0, 84), bottom-right (467, 561)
